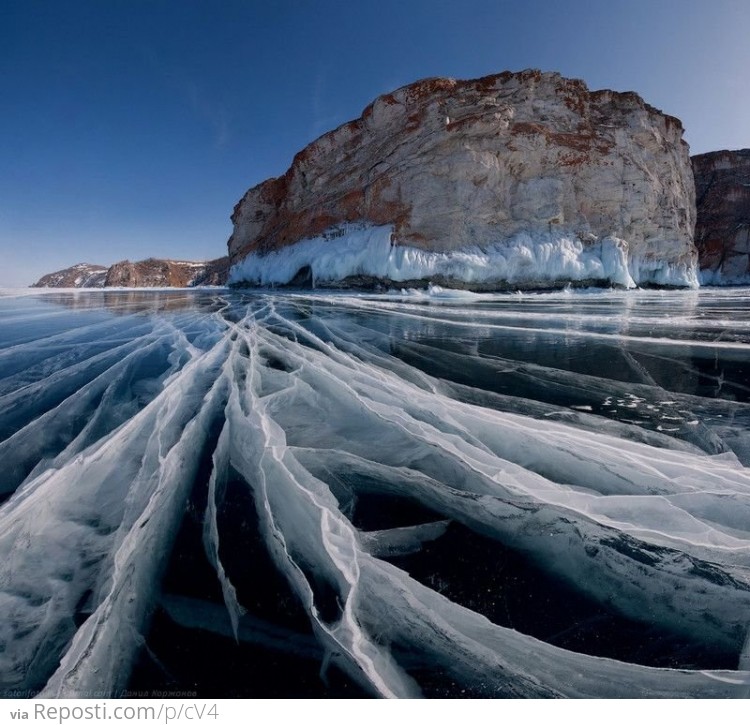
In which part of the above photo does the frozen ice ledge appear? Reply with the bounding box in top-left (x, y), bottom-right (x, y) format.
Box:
top-left (228, 224), bottom-right (699, 290)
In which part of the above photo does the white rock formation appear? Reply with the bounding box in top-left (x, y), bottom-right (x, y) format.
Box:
top-left (228, 70), bottom-right (698, 289)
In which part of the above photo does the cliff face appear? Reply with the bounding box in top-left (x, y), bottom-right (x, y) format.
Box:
top-left (228, 70), bottom-right (698, 289)
top-left (104, 257), bottom-right (228, 288)
top-left (31, 263), bottom-right (108, 288)
top-left (193, 256), bottom-right (230, 286)
top-left (31, 257), bottom-right (229, 288)
top-left (693, 150), bottom-right (750, 284)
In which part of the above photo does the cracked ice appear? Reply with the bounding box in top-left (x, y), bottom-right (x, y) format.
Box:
top-left (1, 287), bottom-right (750, 698)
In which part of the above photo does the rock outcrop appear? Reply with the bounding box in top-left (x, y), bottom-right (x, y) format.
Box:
top-left (693, 149), bottom-right (750, 284)
top-left (31, 257), bottom-right (229, 288)
top-left (31, 263), bottom-right (108, 288)
top-left (103, 257), bottom-right (229, 288)
top-left (194, 256), bottom-right (231, 286)
top-left (228, 69), bottom-right (698, 290)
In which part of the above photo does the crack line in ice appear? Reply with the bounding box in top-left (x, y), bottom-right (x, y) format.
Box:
top-left (1, 291), bottom-right (749, 698)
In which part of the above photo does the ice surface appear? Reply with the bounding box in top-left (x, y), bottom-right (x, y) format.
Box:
top-left (0, 287), bottom-right (749, 697)
top-left (228, 224), bottom-right (699, 289)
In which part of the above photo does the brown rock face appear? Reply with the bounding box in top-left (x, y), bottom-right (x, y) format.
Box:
top-left (228, 69), bottom-right (697, 288)
top-left (693, 150), bottom-right (750, 284)
top-left (31, 257), bottom-right (229, 288)
top-left (193, 256), bottom-right (231, 286)
top-left (104, 257), bottom-right (229, 287)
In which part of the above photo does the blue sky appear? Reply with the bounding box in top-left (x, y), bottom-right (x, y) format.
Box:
top-left (1, 0), bottom-right (749, 286)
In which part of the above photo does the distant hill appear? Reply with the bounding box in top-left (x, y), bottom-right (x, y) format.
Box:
top-left (31, 263), bottom-right (109, 288)
top-left (31, 257), bottom-right (229, 288)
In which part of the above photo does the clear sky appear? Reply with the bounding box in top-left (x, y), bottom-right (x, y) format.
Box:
top-left (1, 0), bottom-right (749, 286)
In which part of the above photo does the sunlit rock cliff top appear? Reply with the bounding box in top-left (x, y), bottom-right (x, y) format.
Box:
top-left (693, 149), bottom-right (750, 285)
top-left (228, 69), bottom-right (698, 290)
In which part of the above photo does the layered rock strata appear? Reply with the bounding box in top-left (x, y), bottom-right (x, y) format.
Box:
top-left (228, 70), bottom-right (698, 290)
top-left (31, 257), bottom-right (229, 288)
top-left (693, 149), bottom-right (750, 284)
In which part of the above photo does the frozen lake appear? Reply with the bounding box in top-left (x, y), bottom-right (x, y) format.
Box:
top-left (1, 286), bottom-right (750, 697)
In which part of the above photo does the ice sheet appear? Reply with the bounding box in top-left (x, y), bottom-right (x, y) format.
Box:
top-left (0, 288), bottom-right (748, 698)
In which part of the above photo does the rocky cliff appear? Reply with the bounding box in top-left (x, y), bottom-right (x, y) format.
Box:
top-left (104, 257), bottom-right (229, 287)
top-left (693, 149), bottom-right (750, 284)
top-left (31, 263), bottom-right (108, 288)
top-left (31, 257), bottom-right (229, 288)
top-left (228, 69), bottom-right (698, 290)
